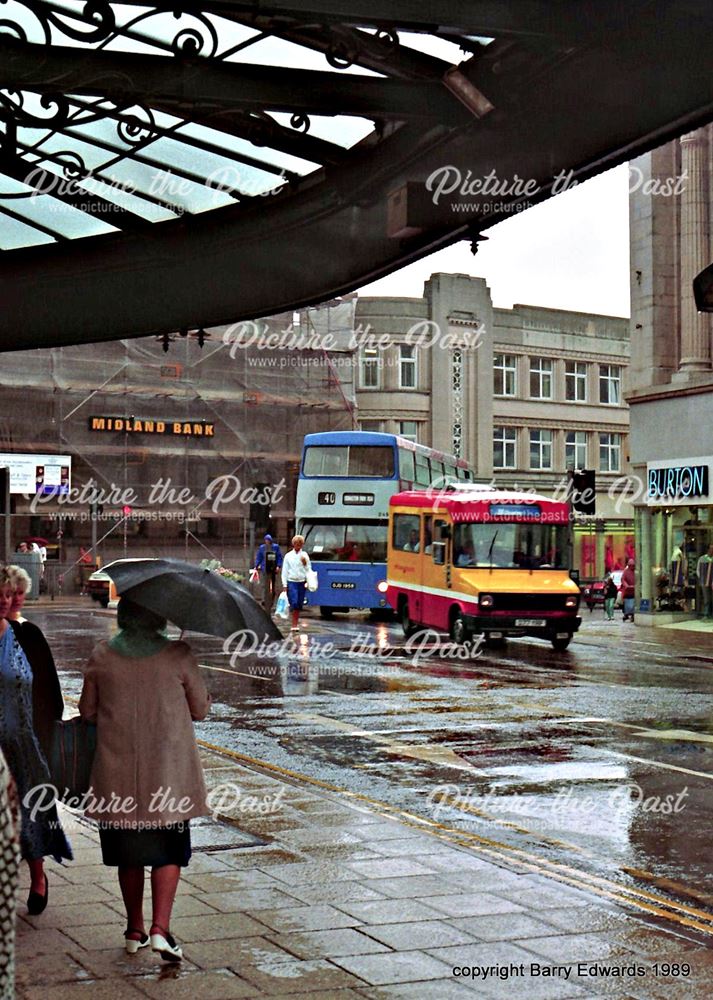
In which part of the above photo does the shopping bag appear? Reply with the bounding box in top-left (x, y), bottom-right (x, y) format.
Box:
top-left (306, 569), bottom-right (319, 592)
top-left (49, 716), bottom-right (97, 803)
top-left (275, 590), bottom-right (289, 619)
top-left (249, 567), bottom-right (260, 584)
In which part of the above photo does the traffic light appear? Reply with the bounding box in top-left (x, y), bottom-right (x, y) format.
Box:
top-left (571, 470), bottom-right (596, 515)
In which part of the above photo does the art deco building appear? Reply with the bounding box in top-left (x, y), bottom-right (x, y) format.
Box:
top-left (356, 273), bottom-right (632, 578)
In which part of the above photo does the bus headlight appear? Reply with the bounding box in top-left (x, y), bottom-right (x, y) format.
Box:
top-left (479, 594), bottom-right (494, 609)
top-left (376, 580), bottom-right (388, 593)
top-left (565, 595), bottom-right (579, 609)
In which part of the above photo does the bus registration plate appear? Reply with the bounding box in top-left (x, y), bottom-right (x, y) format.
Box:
top-left (332, 582), bottom-right (356, 590)
top-left (515, 618), bottom-right (546, 627)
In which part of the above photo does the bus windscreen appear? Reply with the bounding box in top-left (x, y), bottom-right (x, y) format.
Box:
top-left (303, 445), bottom-right (395, 478)
top-left (303, 522), bottom-right (387, 562)
top-left (453, 523), bottom-right (569, 569)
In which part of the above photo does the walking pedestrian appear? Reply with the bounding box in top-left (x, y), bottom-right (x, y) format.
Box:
top-left (79, 597), bottom-right (211, 962)
top-left (603, 573), bottom-right (618, 621)
top-left (0, 568), bottom-right (72, 915)
top-left (620, 558), bottom-right (636, 622)
top-left (254, 533), bottom-right (283, 613)
top-left (281, 534), bottom-right (312, 631)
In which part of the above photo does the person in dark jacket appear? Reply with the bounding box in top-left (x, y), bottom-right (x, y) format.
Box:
top-left (0, 567), bottom-right (71, 916)
top-left (603, 573), bottom-right (618, 621)
top-left (254, 534), bottom-right (283, 612)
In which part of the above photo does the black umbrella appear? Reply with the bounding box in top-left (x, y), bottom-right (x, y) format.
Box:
top-left (102, 558), bottom-right (283, 642)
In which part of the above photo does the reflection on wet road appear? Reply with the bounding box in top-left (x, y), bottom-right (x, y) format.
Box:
top-left (44, 605), bottom-right (713, 926)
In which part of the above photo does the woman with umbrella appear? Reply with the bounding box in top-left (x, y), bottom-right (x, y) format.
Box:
top-left (79, 597), bottom-right (211, 961)
top-left (0, 568), bottom-right (72, 915)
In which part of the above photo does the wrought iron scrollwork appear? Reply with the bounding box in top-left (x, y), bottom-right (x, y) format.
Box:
top-left (0, 88), bottom-right (70, 130)
top-left (289, 113), bottom-right (310, 134)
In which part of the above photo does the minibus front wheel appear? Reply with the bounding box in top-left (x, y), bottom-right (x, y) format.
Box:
top-left (550, 633), bottom-right (573, 651)
top-left (449, 608), bottom-right (470, 644)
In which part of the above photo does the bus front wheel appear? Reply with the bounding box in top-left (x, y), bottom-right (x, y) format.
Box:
top-left (551, 634), bottom-right (572, 651)
top-left (319, 607), bottom-right (334, 620)
top-left (399, 598), bottom-right (418, 638)
top-left (449, 609), bottom-right (469, 645)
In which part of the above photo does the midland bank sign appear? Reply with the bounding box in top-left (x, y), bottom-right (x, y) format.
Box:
top-left (646, 457), bottom-right (711, 505)
top-left (89, 416), bottom-right (215, 436)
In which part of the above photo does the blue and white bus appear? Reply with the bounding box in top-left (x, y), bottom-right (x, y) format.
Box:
top-left (295, 431), bottom-right (474, 617)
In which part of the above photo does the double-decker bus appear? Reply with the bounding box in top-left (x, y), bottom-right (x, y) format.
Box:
top-left (296, 431), bottom-right (474, 616)
top-left (387, 488), bottom-right (581, 650)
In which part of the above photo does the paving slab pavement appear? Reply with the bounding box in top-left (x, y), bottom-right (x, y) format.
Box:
top-left (13, 746), bottom-right (713, 999)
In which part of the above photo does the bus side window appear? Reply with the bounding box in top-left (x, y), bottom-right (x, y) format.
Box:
top-left (393, 513), bottom-right (421, 552)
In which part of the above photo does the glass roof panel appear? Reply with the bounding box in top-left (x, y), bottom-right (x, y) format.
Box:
top-left (177, 123), bottom-right (320, 176)
top-left (0, 210), bottom-right (56, 250)
top-left (0, 191), bottom-right (117, 238)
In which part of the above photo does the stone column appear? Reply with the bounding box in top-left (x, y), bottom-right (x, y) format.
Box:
top-left (678, 129), bottom-right (711, 374)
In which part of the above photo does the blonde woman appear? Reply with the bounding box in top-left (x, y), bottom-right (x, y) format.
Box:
top-left (281, 535), bottom-right (312, 631)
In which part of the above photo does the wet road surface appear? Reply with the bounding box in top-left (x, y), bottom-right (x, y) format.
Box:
top-left (40, 602), bottom-right (713, 936)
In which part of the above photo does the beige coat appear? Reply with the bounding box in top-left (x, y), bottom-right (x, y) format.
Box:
top-left (79, 640), bottom-right (211, 826)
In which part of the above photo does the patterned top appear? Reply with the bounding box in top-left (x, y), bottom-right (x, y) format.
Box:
top-left (0, 627), bottom-right (71, 863)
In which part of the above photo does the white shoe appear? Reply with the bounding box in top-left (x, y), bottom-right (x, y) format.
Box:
top-left (150, 928), bottom-right (183, 962)
top-left (124, 929), bottom-right (149, 955)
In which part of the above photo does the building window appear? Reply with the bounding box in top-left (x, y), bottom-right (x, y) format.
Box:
top-left (360, 348), bottom-right (381, 389)
top-left (530, 429), bottom-right (553, 470)
top-left (529, 357), bottom-right (553, 399)
top-left (599, 432), bottom-right (621, 472)
top-left (493, 426), bottom-right (517, 470)
top-left (599, 364), bottom-right (621, 405)
top-left (565, 361), bottom-right (587, 402)
top-left (565, 431), bottom-right (587, 470)
top-left (399, 344), bottom-right (417, 389)
top-left (399, 421), bottom-right (419, 443)
top-left (494, 354), bottom-right (517, 396)
top-left (360, 420), bottom-right (383, 433)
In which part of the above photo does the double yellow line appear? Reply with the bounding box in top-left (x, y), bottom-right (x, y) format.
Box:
top-left (197, 738), bottom-right (713, 939)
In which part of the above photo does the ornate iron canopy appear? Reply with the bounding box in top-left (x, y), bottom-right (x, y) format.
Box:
top-left (1, 1), bottom-right (713, 348)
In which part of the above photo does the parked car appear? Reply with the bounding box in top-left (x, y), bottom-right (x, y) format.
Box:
top-left (86, 568), bottom-right (115, 608)
top-left (581, 571), bottom-right (623, 611)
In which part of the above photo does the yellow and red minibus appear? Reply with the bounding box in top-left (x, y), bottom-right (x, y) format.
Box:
top-left (387, 488), bottom-right (581, 650)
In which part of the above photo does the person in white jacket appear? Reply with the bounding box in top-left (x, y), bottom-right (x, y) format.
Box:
top-left (281, 535), bottom-right (312, 631)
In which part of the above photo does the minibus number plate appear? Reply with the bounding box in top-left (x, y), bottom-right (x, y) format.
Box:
top-left (332, 582), bottom-right (356, 589)
top-left (515, 618), bottom-right (546, 627)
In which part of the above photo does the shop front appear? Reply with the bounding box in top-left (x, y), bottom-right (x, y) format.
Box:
top-left (635, 456), bottom-right (713, 624)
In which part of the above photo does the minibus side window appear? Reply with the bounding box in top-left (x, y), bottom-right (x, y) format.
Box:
top-left (432, 519), bottom-right (449, 565)
top-left (393, 513), bottom-right (421, 552)
top-left (423, 516), bottom-right (433, 554)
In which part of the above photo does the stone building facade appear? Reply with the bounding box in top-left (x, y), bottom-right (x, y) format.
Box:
top-left (628, 125), bottom-right (713, 623)
top-left (356, 273), bottom-right (632, 579)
